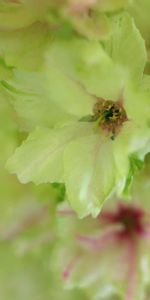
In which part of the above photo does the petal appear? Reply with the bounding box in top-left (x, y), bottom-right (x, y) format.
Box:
top-left (104, 13), bottom-right (146, 83)
top-left (124, 81), bottom-right (150, 126)
top-left (133, 153), bottom-right (150, 210)
top-left (0, 0), bottom-right (49, 30)
top-left (6, 123), bottom-right (92, 184)
top-left (1, 71), bottom-right (79, 130)
top-left (97, 0), bottom-right (129, 12)
top-left (0, 22), bottom-right (51, 70)
top-left (113, 121), bottom-right (150, 196)
top-left (128, 0), bottom-right (150, 46)
top-left (63, 134), bottom-right (116, 218)
top-left (43, 55), bottom-right (94, 118)
top-left (45, 38), bottom-right (124, 100)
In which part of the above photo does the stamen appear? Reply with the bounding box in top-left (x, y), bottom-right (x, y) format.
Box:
top-left (93, 99), bottom-right (128, 139)
top-left (62, 254), bottom-right (81, 280)
top-left (76, 225), bottom-right (122, 251)
top-left (99, 203), bottom-right (145, 238)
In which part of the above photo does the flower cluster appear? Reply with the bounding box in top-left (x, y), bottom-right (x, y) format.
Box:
top-left (0, 0), bottom-right (150, 299)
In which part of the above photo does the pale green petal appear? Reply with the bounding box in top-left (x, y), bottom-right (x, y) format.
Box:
top-left (43, 56), bottom-right (94, 118)
top-left (124, 83), bottom-right (150, 126)
top-left (0, 0), bottom-right (49, 30)
top-left (128, 0), bottom-right (150, 46)
top-left (0, 58), bottom-right (13, 82)
top-left (0, 1), bottom-right (35, 30)
top-left (69, 11), bottom-right (110, 40)
top-left (97, 0), bottom-right (129, 12)
top-left (132, 153), bottom-right (150, 210)
top-left (0, 22), bottom-right (51, 70)
top-left (46, 38), bottom-right (125, 100)
top-left (112, 125), bottom-right (131, 193)
top-left (6, 123), bottom-right (92, 184)
top-left (2, 53), bottom-right (94, 129)
top-left (113, 121), bottom-right (150, 196)
top-left (0, 91), bottom-right (20, 168)
top-left (104, 13), bottom-right (146, 83)
top-left (64, 135), bottom-right (116, 218)
top-left (1, 70), bottom-right (79, 130)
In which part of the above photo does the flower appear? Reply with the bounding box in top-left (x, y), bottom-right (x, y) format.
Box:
top-left (54, 165), bottom-right (150, 299)
top-left (5, 13), bottom-right (150, 217)
top-left (47, 0), bottom-right (130, 40)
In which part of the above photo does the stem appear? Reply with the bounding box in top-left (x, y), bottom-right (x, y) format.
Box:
top-left (93, 115), bottom-right (104, 132)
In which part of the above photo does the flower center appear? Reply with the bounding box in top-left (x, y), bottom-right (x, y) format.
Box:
top-left (93, 99), bottom-right (128, 139)
top-left (101, 203), bottom-right (145, 238)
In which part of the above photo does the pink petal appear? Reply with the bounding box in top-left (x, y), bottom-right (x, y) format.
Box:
top-left (125, 239), bottom-right (138, 300)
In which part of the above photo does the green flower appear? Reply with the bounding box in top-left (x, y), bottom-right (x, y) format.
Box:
top-left (6, 13), bottom-right (150, 217)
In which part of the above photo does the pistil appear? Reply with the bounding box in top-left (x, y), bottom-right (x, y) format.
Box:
top-left (93, 99), bottom-right (128, 139)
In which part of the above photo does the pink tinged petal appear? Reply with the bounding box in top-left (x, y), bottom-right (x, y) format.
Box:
top-left (57, 209), bottom-right (76, 217)
top-left (76, 225), bottom-right (122, 251)
top-left (143, 221), bottom-right (150, 228)
top-left (69, 0), bottom-right (97, 14)
top-left (17, 232), bottom-right (54, 256)
top-left (98, 210), bottom-right (117, 224)
top-left (142, 230), bottom-right (150, 238)
top-left (62, 254), bottom-right (81, 280)
top-left (0, 205), bottom-right (49, 241)
top-left (125, 239), bottom-right (138, 300)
